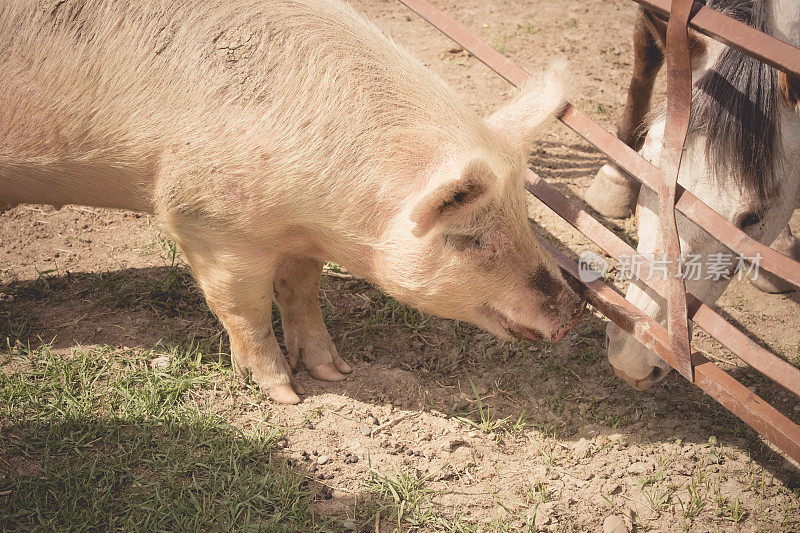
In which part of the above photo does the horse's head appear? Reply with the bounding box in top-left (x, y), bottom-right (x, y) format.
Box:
top-left (609, 19), bottom-right (800, 389)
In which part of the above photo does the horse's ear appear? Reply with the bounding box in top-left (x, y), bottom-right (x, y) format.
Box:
top-left (780, 72), bottom-right (800, 111)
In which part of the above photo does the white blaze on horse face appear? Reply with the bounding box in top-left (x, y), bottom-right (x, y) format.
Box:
top-left (607, 116), bottom-right (800, 389)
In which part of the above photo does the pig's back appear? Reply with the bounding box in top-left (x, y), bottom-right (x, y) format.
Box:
top-left (1, 0), bottom-right (486, 222)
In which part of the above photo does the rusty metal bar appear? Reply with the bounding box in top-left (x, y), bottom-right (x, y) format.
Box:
top-left (396, 0), bottom-right (800, 290)
top-left (634, 0), bottom-right (800, 77)
top-left (525, 170), bottom-right (800, 398)
top-left (398, 0), bottom-right (527, 86)
top-left (658, 0), bottom-right (694, 382)
top-left (542, 242), bottom-right (800, 464)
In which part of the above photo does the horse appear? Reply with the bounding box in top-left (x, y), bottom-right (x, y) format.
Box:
top-left (584, 0), bottom-right (800, 389)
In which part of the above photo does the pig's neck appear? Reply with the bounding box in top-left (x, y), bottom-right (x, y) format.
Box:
top-left (305, 151), bottom-right (441, 279)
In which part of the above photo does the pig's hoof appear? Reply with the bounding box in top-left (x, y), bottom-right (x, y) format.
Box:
top-left (585, 163), bottom-right (639, 219)
top-left (268, 384), bottom-right (302, 404)
top-left (333, 357), bottom-right (352, 374)
top-left (309, 363), bottom-right (346, 382)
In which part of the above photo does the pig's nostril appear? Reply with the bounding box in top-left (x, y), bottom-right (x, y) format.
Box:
top-left (559, 267), bottom-right (586, 298)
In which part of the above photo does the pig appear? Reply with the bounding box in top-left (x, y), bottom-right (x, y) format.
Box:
top-left (0, 0), bottom-right (585, 404)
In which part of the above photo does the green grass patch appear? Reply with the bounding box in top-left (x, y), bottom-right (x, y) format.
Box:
top-left (0, 343), bottom-right (319, 531)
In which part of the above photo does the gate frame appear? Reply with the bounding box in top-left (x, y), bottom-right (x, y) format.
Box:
top-left (396, 0), bottom-right (800, 464)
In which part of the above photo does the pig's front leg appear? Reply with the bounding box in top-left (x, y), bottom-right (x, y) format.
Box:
top-left (177, 244), bottom-right (301, 404)
top-left (274, 256), bottom-right (352, 381)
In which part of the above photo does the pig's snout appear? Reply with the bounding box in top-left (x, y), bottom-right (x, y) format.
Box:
top-left (549, 284), bottom-right (586, 342)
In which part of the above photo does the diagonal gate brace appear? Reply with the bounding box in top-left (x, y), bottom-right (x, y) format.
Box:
top-left (658, 0), bottom-right (695, 382)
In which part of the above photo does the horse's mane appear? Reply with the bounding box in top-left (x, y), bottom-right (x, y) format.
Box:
top-left (689, 0), bottom-right (780, 204)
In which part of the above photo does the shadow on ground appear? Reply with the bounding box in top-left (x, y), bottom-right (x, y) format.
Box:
top-left (2, 261), bottom-right (799, 524)
top-left (0, 415), bottom-right (387, 530)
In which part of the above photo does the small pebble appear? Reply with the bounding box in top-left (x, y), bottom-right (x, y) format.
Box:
top-left (603, 515), bottom-right (628, 533)
top-left (150, 355), bottom-right (170, 369)
top-left (342, 520), bottom-right (357, 530)
top-left (360, 426), bottom-right (372, 436)
top-left (317, 455), bottom-right (330, 465)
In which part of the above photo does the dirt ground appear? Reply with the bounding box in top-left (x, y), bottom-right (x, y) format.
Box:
top-left (2, 0), bottom-right (800, 530)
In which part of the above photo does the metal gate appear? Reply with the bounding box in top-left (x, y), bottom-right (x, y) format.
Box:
top-left (397, 0), bottom-right (800, 463)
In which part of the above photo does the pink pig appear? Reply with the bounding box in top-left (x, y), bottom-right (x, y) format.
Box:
top-left (0, 0), bottom-right (585, 403)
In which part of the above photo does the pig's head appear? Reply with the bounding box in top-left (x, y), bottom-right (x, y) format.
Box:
top-left (373, 61), bottom-right (585, 342)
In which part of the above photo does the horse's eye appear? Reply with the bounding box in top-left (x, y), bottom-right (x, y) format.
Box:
top-left (737, 211), bottom-right (762, 229)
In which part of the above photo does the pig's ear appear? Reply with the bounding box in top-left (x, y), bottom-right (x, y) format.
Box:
top-left (410, 159), bottom-right (496, 237)
top-left (486, 58), bottom-right (569, 151)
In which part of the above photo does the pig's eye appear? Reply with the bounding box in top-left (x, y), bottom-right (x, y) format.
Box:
top-left (443, 233), bottom-right (483, 251)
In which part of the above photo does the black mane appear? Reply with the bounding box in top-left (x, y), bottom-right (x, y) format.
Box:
top-left (689, 0), bottom-right (779, 204)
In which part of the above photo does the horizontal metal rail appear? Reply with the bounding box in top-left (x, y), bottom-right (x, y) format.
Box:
top-left (398, 0), bottom-right (800, 290)
top-left (396, 0), bottom-right (800, 463)
top-left (635, 0), bottom-right (800, 77)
